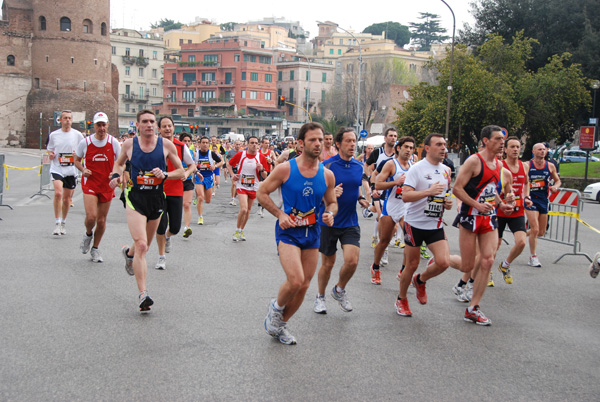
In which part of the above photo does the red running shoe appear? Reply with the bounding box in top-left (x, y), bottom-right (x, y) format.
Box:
top-left (412, 273), bottom-right (427, 305)
top-left (370, 264), bottom-right (381, 285)
top-left (395, 298), bottom-right (412, 317)
top-left (464, 305), bottom-right (492, 326)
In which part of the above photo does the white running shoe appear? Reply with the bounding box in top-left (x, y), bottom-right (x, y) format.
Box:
top-left (528, 255), bottom-right (542, 268)
top-left (59, 222), bottom-right (66, 235)
top-left (276, 325), bottom-right (297, 345)
top-left (464, 282), bottom-right (473, 302)
top-left (52, 223), bottom-right (61, 236)
top-left (122, 246), bottom-right (134, 276)
top-left (313, 295), bottom-right (327, 314)
top-left (590, 252), bottom-right (600, 278)
top-left (155, 256), bottom-right (166, 270)
top-left (165, 237), bottom-right (172, 253)
top-left (381, 249), bottom-right (389, 266)
top-left (258, 207), bottom-right (264, 217)
top-left (229, 199), bottom-right (236, 206)
top-left (80, 233), bottom-right (93, 254)
top-left (331, 286), bottom-right (353, 312)
top-left (90, 248), bottom-right (103, 263)
top-left (452, 285), bottom-right (469, 303)
top-left (264, 299), bottom-right (284, 337)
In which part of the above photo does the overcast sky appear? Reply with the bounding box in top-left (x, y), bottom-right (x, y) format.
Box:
top-left (110, 0), bottom-right (475, 41)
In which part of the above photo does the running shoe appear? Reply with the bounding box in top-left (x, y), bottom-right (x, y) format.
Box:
top-left (381, 249), bottom-right (389, 266)
top-left (452, 285), bottom-right (469, 303)
top-left (258, 207), bottom-right (264, 217)
top-left (396, 269), bottom-right (403, 282)
top-left (464, 305), bottom-right (491, 326)
top-left (498, 263), bottom-right (513, 284)
top-left (371, 236), bottom-right (379, 248)
top-left (420, 245), bottom-right (431, 259)
top-left (59, 222), bottom-right (66, 235)
top-left (155, 256), bottom-right (166, 270)
top-left (394, 239), bottom-right (405, 248)
top-left (165, 237), bottom-right (172, 253)
top-left (139, 291), bottom-right (154, 312)
top-left (395, 298), bottom-right (412, 317)
top-left (122, 245), bottom-right (134, 276)
top-left (90, 248), bottom-right (103, 263)
top-left (412, 273), bottom-right (427, 305)
top-left (313, 295), bottom-right (327, 314)
top-left (80, 233), bottom-right (93, 254)
top-left (528, 255), bottom-right (542, 268)
top-left (232, 231), bottom-right (241, 242)
top-left (488, 272), bottom-right (495, 287)
top-left (370, 264), bottom-right (381, 285)
top-left (331, 286), bottom-right (353, 312)
top-left (276, 324), bottom-right (297, 345)
top-left (590, 252), bottom-right (600, 278)
top-left (264, 299), bottom-right (284, 337)
top-left (183, 227), bottom-right (192, 238)
top-left (229, 199), bottom-right (236, 206)
top-left (362, 208), bottom-right (373, 218)
top-left (239, 231), bottom-right (246, 241)
top-left (53, 223), bottom-right (61, 236)
top-left (464, 282), bottom-right (473, 302)
top-left (197, 216), bottom-right (204, 225)
top-left (193, 198), bottom-right (197, 206)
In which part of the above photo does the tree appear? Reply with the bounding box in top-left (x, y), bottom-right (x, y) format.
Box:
top-left (150, 18), bottom-right (183, 32)
top-left (363, 22), bottom-right (411, 48)
top-left (220, 22), bottom-right (237, 32)
top-left (409, 12), bottom-right (450, 51)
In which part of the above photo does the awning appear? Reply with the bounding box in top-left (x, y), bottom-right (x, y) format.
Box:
top-left (248, 106), bottom-right (283, 112)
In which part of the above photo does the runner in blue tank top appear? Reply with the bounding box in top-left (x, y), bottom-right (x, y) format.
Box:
top-left (525, 143), bottom-right (561, 267)
top-left (109, 110), bottom-right (185, 313)
top-left (258, 122), bottom-right (337, 345)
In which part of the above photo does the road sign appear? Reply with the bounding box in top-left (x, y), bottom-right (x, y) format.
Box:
top-left (580, 126), bottom-right (596, 151)
top-left (500, 127), bottom-right (508, 138)
top-left (589, 118), bottom-right (597, 125)
top-left (360, 130), bottom-right (368, 138)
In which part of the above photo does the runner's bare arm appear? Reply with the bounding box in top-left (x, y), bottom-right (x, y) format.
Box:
top-left (375, 159), bottom-right (403, 190)
top-left (276, 149), bottom-right (289, 164)
top-left (549, 163), bottom-right (561, 192)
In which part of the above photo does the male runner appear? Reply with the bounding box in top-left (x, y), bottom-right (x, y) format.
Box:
top-left (179, 132), bottom-right (196, 238)
top-left (257, 136), bottom-right (278, 216)
top-left (396, 133), bottom-right (454, 318)
top-left (211, 136), bottom-right (226, 189)
top-left (194, 136), bottom-right (223, 225)
top-left (369, 136), bottom-right (415, 285)
top-left (109, 110), bottom-right (184, 312)
top-left (227, 136), bottom-right (268, 241)
top-left (258, 122), bottom-right (337, 345)
top-left (453, 125), bottom-right (513, 325)
top-left (226, 140), bottom-right (242, 205)
top-left (276, 141), bottom-right (303, 163)
top-left (154, 116), bottom-right (195, 270)
top-left (74, 112), bottom-right (121, 262)
top-left (319, 132), bottom-right (338, 162)
top-left (47, 110), bottom-right (84, 235)
top-left (497, 136), bottom-right (532, 282)
top-left (314, 127), bottom-right (368, 314)
top-left (525, 143), bottom-right (561, 267)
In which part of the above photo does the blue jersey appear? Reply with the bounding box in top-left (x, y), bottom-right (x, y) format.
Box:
top-left (196, 150), bottom-right (221, 178)
top-left (320, 154), bottom-right (363, 228)
top-left (130, 136), bottom-right (165, 193)
top-left (280, 158), bottom-right (327, 228)
top-left (529, 160), bottom-right (551, 202)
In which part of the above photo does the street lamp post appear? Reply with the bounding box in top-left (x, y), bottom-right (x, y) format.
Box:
top-left (585, 80), bottom-right (600, 187)
top-left (440, 0), bottom-right (456, 145)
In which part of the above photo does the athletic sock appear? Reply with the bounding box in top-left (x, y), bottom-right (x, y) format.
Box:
top-left (502, 260), bottom-right (510, 268)
top-left (56, 218), bottom-right (61, 224)
top-left (467, 305), bottom-right (475, 313)
top-left (273, 300), bottom-right (284, 311)
top-left (458, 279), bottom-right (467, 288)
top-left (91, 246), bottom-right (98, 250)
top-left (373, 263), bottom-right (380, 271)
top-left (86, 232), bottom-right (92, 237)
top-left (317, 293), bottom-right (324, 298)
top-left (415, 274), bottom-right (425, 285)
top-left (401, 264), bottom-right (405, 273)
top-left (468, 277), bottom-right (475, 284)
top-left (335, 285), bottom-right (343, 293)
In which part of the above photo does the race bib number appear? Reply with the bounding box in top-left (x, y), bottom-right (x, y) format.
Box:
top-left (290, 207), bottom-right (316, 227)
top-left (136, 171), bottom-right (160, 190)
top-left (241, 174), bottom-right (255, 187)
top-left (425, 195), bottom-right (445, 218)
top-left (531, 179), bottom-right (545, 189)
top-left (514, 195), bottom-right (523, 211)
top-left (395, 185), bottom-right (403, 200)
top-left (198, 161), bottom-right (211, 171)
top-left (478, 194), bottom-right (496, 215)
top-left (59, 153), bottom-right (74, 166)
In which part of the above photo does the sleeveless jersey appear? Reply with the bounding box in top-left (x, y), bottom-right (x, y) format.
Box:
top-left (130, 136), bottom-right (166, 193)
top-left (234, 151), bottom-right (263, 192)
top-left (260, 148), bottom-right (274, 173)
top-left (498, 160), bottom-right (526, 218)
top-left (280, 159), bottom-right (327, 228)
top-left (528, 159), bottom-right (551, 201)
top-left (196, 149), bottom-right (215, 178)
top-left (382, 158), bottom-right (412, 219)
top-left (460, 153), bottom-right (501, 216)
top-left (163, 138), bottom-right (185, 197)
top-left (82, 135), bottom-right (116, 194)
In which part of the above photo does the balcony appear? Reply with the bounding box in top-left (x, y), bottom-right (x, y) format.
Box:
top-left (136, 57), bottom-right (149, 67)
top-left (122, 93), bottom-right (149, 102)
top-left (122, 56), bottom-right (136, 65)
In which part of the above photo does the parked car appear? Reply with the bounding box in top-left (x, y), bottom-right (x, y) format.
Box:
top-left (560, 150), bottom-right (599, 163)
top-left (583, 182), bottom-right (600, 202)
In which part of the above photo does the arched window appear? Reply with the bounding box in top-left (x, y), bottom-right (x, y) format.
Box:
top-left (7, 55), bottom-right (15, 66)
top-left (60, 17), bottom-right (71, 32)
top-left (101, 22), bottom-right (107, 36)
top-left (83, 19), bottom-right (92, 34)
top-left (39, 16), bottom-right (46, 31)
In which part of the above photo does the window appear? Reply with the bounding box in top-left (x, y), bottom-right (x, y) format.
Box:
top-left (182, 72), bottom-right (196, 84)
top-left (244, 55), bottom-right (256, 63)
top-left (250, 72), bottom-right (258, 81)
top-left (322, 72), bottom-right (327, 82)
top-left (306, 71), bottom-right (310, 81)
top-left (39, 16), bottom-right (46, 31)
top-left (171, 73), bottom-right (177, 85)
top-left (188, 109), bottom-right (194, 117)
top-left (153, 51), bottom-right (157, 60)
top-left (152, 69), bottom-right (157, 78)
top-left (234, 54), bottom-right (240, 62)
top-left (265, 74), bottom-right (272, 83)
top-left (189, 55), bottom-right (195, 62)
top-left (241, 72), bottom-right (246, 81)
top-left (278, 71), bottom-right (282, 81)
top-left (83, 19), bottom-right (92, 33)
top-left (329, 49), bottom-right (333, 55)
top-left (182, 90), bottom-right (196, 102)
top-left (71, 57), bottom-right (74, 64)
top-left (241, 90), bottom-right (246, 99)
top-left (138, 67), bottom-right (144, 77)
top-left (339, 39), bottom-right (343, 45)
top-left (139, 49), bottom-right (144, 57)
top-left (290, 70), bottom-right (295, 80)
top-left (125, 104), bottom-right (130, 112)
top-left (260, 41), bottom-right (265, 49)
top-left (225, 72), bottom-right (232, 84)
top-left (139, 86), bottom-right (145, 98)
top-left (125, 66), bottom-right (130, 76)
top-left (179, 39), bottom-right (184, 45)
top-left (265, 92), bottom-right (272, 100)
top-left (305, 89), bottom-right (309, 101)
top-left (250, 91), bottom-right (257, 99)
top-left (101, 23), bottom-right (107, 36)
top-left (125, 85), bottom-right (130, 95)
top-left (171, 108), bottom-right (177, 115)
top-left (60, 17), bottom-right (71, 31)
top-left (288, 105), bottom-right (293, 115)
top-left (34, 78), bottom-right (40, 88)
top-left (277, 88), bottom-right (282, 97)
top-left (111, 46), bottom-right (116, 55)
top-left (171, 91), bottom-right (176, 102)
top-left (204, 54), bottom-right (218, 62)
top-left (338, 49), bottom-right (342, 55)
top-left (202, 72), bottom-right (215, 82)
top-left (7, 55), bottom-right (15, 66)
top-left (289, 88), bottom-right (294, 101)
top-left (152, 87), bottom-right (157, 96)
top-left (322, 90), bottom-right (326, 102)
top-left (201, 91), bottom-right (215, 101)
top-left (259, 56), bottom-right (271, 64)
top-left (125, 48), bottom-right (130, 56)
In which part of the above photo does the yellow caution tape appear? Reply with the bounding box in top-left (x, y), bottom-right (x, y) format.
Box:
top-left (577, 218), bottom-right (600, 235)
top-left (2, 164), bottom-right (43, 190)
top-left (547, 210), bottom-right (600, 234)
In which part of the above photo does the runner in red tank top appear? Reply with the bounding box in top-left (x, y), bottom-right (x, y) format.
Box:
top-left (74, 112), bottom-right (121, 263)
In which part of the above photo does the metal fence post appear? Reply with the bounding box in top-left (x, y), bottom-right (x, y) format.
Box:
top-left (0, 154), bottom-right (14, 211)
top-left (30, 154), bottom-right (51, 199)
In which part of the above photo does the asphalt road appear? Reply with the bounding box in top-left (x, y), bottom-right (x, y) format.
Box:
top-left (1, 148), bottom-right (600, 401)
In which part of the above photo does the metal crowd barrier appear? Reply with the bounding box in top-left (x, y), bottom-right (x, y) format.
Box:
top-left (30, 154), bottom-right (51, 199)
top-left (0, 154), bottom-right (13, 211)
top-left (540, 188), bottom-right (591, 263)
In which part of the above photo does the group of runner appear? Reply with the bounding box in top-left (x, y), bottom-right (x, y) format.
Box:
top-left (48, 112), bottom-right (563, 344)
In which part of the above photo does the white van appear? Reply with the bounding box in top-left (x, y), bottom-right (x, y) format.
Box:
top-left (221, 132), bottom-right (245, 142)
